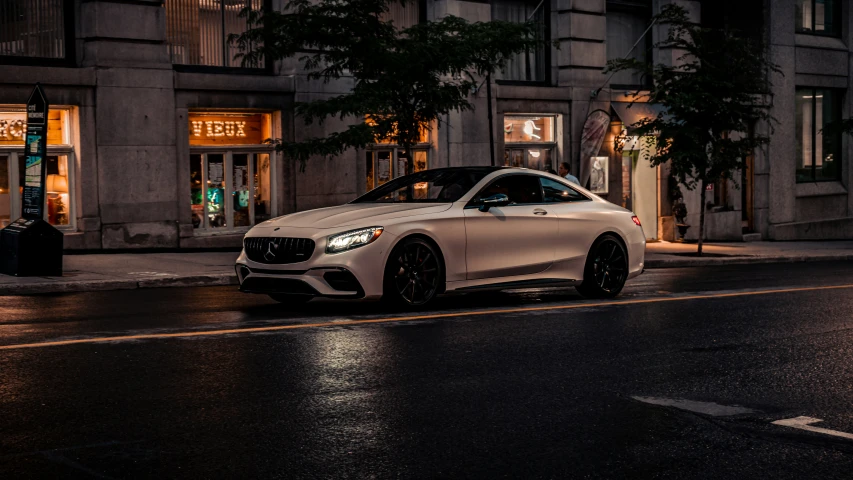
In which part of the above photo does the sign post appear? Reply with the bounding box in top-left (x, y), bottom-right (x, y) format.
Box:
top-left (0, 84), bottom-right (63, 277)
top-left (23, 84), bottom-right (49, 219)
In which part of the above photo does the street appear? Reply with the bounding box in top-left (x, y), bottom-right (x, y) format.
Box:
top-left (2, 261), bottom-right (853, 478)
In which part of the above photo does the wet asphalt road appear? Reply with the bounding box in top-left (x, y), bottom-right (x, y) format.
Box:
top-left (2, 261), bottom-right (853, 478)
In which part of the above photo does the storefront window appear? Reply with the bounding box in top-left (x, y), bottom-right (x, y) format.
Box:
top-left (797, 0), bottom-right (841, 36)
top-left (188, 112), bottom-right (275, 231)
top-left (365, 149), bottom-right (428, 191)
top-left (0, 107), bottom-right (75, 229)
top-left (796, 88), bottom-right (842, 182)
top-left (503, 115), bottom-right (557, 171)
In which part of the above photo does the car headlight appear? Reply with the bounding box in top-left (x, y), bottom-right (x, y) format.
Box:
top-left (326, 227), bottom-right (384, 254)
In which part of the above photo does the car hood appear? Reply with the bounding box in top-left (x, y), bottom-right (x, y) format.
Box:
top-left (264, 203), bottom-right (453, 229)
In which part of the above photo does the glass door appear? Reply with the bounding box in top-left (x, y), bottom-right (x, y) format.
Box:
top-left (503, 147), bottom-right (554, 171)
top-left (206, 153), bottom-right (227, 228)
top-left (191, 151), bottom-right (273, 231)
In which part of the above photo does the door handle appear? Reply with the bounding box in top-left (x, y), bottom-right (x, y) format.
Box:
top-left (533, 209), bottom-right (548, 216)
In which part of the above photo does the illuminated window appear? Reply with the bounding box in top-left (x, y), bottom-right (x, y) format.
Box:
top-left (188, 112), bottom-right (275, 231)
top-left (503, 115), bottom-right (557, 172)
top-left (796, 88), bottom-right (842, 183)
top-left (165, 0), bottom-right (267, 68)
top-left (364, 116), bottom-right (430, 191)
top-left (796, 0), bottom-right (841, 37)
top-left (365, 150), bottom-right (428, 193)
top-left (0, 107), bottom-right (75, 229)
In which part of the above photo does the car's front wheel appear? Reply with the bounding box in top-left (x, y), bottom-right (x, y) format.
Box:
top-left (383, 237), bottom-right (443, 308)
top-left (576, 234), bottom-right (629, 299)
top-left (268, 293), bottom-right (312, 305)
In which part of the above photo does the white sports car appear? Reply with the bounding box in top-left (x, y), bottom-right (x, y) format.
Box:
top-left (236, 167), bottom-right (645, 307)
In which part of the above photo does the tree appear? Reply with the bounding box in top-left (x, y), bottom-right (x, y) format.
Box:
top-left (232, 0), bottom-right (548, 175)
top-left (605, 5), bottom-right (778, 255)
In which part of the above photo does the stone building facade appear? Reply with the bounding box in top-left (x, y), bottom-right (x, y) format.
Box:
top-left (0, 0), bottom-right (850, 250)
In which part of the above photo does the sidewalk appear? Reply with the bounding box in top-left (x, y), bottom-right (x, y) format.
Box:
top-left (0, 241), bottom-right (851, 295)
top-left (645, 240), bottom-right (853, 268)
top-left (0, 252), bottom-right (239, 295)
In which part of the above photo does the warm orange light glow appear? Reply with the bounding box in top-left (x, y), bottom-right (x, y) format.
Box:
top-left (365, 115), bottom-right (429, 144)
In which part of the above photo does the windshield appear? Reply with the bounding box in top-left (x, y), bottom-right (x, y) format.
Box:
top-left (353, 169), bottom-right (494, 203)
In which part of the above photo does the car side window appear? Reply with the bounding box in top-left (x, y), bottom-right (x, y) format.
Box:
top-left (541, 178), bottom-right (589, 203)
top-left (475, 175), bottom-right (543, 205)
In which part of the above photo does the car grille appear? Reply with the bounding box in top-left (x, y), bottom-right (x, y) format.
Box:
top-left (244, 237), bottom-right (315, 264)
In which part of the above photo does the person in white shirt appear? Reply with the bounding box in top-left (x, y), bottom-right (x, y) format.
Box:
top-left (559, 162), bottom-right (580, 186)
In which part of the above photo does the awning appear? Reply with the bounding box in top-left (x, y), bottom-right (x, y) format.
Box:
top-left (611, 102), bottom-right (668, 132)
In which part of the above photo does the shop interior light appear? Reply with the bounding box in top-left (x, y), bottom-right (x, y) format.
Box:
top-left (523, 120), bottom-right (541, 140)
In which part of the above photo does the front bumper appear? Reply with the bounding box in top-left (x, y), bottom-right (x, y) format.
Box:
top-left (236, 264), bottom-right (366, 298)
top-left (235, 226), bottom-right (396, 300)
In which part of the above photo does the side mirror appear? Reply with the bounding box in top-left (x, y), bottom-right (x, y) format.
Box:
top-left (478, 193), bottom-right (510, 212)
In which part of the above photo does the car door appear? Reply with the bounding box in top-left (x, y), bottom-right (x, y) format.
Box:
top-left (463, 174), bottom-right (559, 280)
top-left (539, 177), bottom-right (598, 277)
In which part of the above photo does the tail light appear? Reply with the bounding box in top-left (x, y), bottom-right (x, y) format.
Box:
top-left (631, 216), bottom-right (642, 226)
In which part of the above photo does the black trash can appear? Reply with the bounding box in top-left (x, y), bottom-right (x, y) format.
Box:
top-left (0, 218), bottom-right (63, 276)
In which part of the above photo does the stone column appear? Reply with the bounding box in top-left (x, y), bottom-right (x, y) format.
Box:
top-left (81, 0), bottom-right (179, 248)
top-left (556, 0), bottom-right (608, 177)
top-left (766, 0), bottom-right (797, 233)
top-left (433, 0), bottom-right (493, 168)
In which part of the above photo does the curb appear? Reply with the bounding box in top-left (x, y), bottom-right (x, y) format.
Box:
top-left (1, 254), bottom-right (851, 295)
top-left (0, 273), bottom-right (238, 296)
top-left (645, 254), bottom-right (853, 269)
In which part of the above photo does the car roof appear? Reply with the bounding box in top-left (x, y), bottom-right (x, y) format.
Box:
top-left (424, 166), bottom-right (531, 174)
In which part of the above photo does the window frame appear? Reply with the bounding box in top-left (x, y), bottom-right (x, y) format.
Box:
top-left (540, 176), bottom-right (591, 203)
top-left (492, 0), bottom-right (551, 86)
top-left (796, 0), bottom-right (842, 37)
top-left (167, 0), bottom-right (274, 75)
top-left (796, 87), bottom-right (844, 183)
top-left (503, 114), bottom-right (559, 171)
top-left (189, 147), bottom-right (276, 234)
top-left (0, 106), bottom-right (77, 231)
top-left (365, 145), bottom-right (430, 192)
top-left (0, 0), bottom-right (76, 67)
top-left (605, 0), bottom-right (653, 90)
top-left (466, 173), bottom-right (552, 208)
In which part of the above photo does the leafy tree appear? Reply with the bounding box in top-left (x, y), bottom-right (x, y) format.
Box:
top-left (605, 5), bottom-right (778, 255)
top-left (233, 0), bottom-right (548, 176)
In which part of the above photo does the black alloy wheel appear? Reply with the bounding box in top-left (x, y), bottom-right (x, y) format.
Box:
top-left (384, 238), bottom-right (443, 307)
top-left (576, 234), bottom-right (629, 299)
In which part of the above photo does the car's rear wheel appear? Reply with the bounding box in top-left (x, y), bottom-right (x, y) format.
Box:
top-left (268, 293), bottom-right (312, 305)
top-left (576, 234), bottom-right (628, 299)
top-left (384, 237), bottom-right (443, 308)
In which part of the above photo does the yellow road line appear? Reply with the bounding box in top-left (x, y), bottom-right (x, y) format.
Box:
top-left (2, 284), bottom-right (852, 351)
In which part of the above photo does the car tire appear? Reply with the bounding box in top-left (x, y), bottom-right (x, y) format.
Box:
top-left (383, 237), bottom-right (443, 308)
top-left (268, 293), bottom-right (312, 305)
top-left (576, 234), bottom-right (629, 299)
